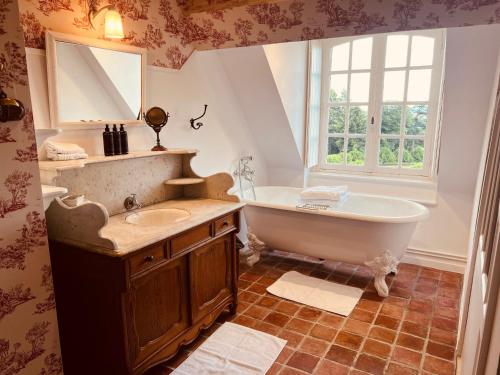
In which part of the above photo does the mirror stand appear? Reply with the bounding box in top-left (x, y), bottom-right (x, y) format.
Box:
top-left (145, 107), bottom-right (169, 151)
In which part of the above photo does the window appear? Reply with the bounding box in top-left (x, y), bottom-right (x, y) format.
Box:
top-left (316, 30), bottom-right (445, 178)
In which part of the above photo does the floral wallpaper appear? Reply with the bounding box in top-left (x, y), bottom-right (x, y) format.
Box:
top-left (179, 0), bottom-right (272, 13)
top-left (17, 0), bottom-right (500, 69)
top-left (0, 0), bottom-right (499, 374)
top-left (0, 0), bottom-right (62, 374)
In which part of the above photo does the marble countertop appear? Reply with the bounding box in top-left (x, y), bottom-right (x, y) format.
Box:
top-left (93, 198), bottom-right (245, 256)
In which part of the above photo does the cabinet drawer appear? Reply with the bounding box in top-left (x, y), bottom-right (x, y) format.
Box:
top-left (170, 224), bottom-right (211, 257)
top-left (214, 214), bottom-right (236, 235)
top-left (129, 243), bottom-right (166, 275)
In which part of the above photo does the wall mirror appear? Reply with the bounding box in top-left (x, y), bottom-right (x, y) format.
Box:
top-left (46, 31), bottom-right (146, 129)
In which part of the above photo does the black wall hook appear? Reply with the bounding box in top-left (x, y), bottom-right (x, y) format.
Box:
top-left (190, 105), bottom-right (207, 130)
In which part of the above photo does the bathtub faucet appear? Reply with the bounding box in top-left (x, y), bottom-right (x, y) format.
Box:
top-left (234, 156), bottom-right (256, 200)
top-left (234, 156), bottom-right (255, 182)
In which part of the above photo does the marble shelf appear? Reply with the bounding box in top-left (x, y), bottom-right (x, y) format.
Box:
top-left (38, 149), bottom-right (198, 173)
top-left (164, 178), bottom-right (205, 186)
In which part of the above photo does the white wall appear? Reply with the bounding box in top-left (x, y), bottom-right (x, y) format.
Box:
top-left (215, 25), bottom-right (500, 271)
top-left (27, 24), bottom-right (500, 272)
top-left (216, 46), bottom-right (304, 186)
top-left (408, 24), bottom-right (500, 268)
top-left (263, 41), bottom-right (308, 161)
top-left (458, 50), bottom-right (499, 374)
top-left (27, 50), bottom-right (268, 186)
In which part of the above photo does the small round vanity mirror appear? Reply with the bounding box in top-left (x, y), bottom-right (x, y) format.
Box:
top-left (144, 106), bottom-right (170, 151)
top-left (145, 107), bottom-right (168, 127)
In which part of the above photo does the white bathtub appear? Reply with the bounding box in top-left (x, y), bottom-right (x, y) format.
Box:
top-left (241, 186), bottom-right (429, 297)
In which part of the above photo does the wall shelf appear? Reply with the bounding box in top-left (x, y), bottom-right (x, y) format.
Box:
top-left (164, 178), bottom-right (205, 186)
top-left (39, 149), bottom-right (198, 173)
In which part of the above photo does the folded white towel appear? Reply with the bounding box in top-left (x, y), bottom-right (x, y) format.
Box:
top-left (46, 151), bottom-right (88, 161)
top-left (299, 195), bottom-right (348, 207)
top-left (300, 185), bottom-right (348, 201)
top-left (45, 141), bottom-right (85, 155)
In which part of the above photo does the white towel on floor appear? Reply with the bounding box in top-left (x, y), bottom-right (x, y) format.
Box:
top-left (172, 322), bottom-right (286, 375)
top-left (45, 141), bottom-right (85, 154)
top-left (267, 271), bottom-right (363, 316)
top-left (300, 185), bottom-right (348, 201)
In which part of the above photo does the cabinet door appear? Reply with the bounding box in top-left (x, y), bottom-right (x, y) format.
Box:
top-left (189, 235), bottom-right (233, 322)
top-left (127, 257), bottom-right (189, 367)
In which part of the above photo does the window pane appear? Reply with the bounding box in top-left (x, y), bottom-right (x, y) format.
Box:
top-left (385, 35), bottom-right (409, 68)
top-left (330, 74), bottom-right (348, 102)
top-left (379, 139), bottom-right (400, 167)
top-left (327, 137), bottom-right (345, 165)
top-left (410, 36), bottom-right (434, 67)
top-left (331, 42), bottom-right (349, 71)
top-left (383, 70), bottom-right (406, 102)
top-left (349, 105), bottom-right (368, 134)
top-left (329, 106), bottom-right (345, 133)
top-left (407, 69), bottom-right (431, 101)
top-left (352, 37), bottom-right (373, 70)
top-left (381, 105), bottom-right (402, 135)
top-left (350, 73), bottom-right (370, 102)
top-left (347, 138), bottom-right (366, 166)
top-left (405, 104), bottom-right (428, 135)
top-left (403, 139), bottom-right (425, 169)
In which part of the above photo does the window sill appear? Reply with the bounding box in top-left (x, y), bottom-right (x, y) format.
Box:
top-left (306, 170), bottom-right (438, 206)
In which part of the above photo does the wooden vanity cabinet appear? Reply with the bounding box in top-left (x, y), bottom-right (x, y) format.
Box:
top-left (49, 209), bottom-right (241, 375)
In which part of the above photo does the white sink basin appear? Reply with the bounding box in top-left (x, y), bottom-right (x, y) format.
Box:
top-left (125, 208), bottom-right (190, 226)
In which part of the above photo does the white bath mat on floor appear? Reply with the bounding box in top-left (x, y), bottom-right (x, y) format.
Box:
top-left (172, 322), bottom-right (286, 375)
top-left (267, 271), bottom-right (363, 316)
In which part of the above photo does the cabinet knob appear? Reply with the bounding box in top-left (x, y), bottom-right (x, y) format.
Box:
top-left (222, 222), bottom-right (229, 227)
top-left (144, 255), bottom-right (155, 262)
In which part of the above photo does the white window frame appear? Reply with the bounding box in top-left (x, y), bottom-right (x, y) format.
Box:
top-left (316, 29), bottom-right (446, 180)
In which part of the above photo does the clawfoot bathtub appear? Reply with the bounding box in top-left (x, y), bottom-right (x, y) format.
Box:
top-left (241, 186), bottom-right (429, 297)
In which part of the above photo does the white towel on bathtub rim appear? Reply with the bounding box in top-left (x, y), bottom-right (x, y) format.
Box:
top-left (300, 185), bottom-right (348, 201)
top-left (45, 141), bottom-right (85, 155)
top-left (298, 194), bottom-right (349, 207)
top-left (172, 322), bottom-right (286, 375)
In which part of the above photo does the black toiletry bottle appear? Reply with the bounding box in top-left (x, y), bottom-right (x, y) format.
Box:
top-left (112, 124), bottom-right (122, 155)
top-left (103, 124), bottom-right (114, 156)
top-left (119, 124), bottom-right (128, 154)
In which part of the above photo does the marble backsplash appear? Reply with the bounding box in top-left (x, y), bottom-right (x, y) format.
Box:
top-left (55, 155), bottom-right (183, 216)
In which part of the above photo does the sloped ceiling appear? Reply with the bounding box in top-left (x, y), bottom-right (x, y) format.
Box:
top-left (217, 45), bottom-right (303, 171)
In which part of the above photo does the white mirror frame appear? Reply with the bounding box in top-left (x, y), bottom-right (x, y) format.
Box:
top-left (45, 31), bottom-right (147, 130)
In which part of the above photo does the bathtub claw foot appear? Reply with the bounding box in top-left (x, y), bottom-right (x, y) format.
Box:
top-left (365, 251), bottom-right (399, 298)
top-left (241, 230), bottom-right (267, 267)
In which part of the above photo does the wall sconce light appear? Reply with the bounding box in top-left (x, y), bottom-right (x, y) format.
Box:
top-left (88, 5), bottom-right (124, 39)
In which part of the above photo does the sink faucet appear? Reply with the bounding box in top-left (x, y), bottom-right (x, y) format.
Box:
top-left (124, 194), bottom-right (142, 211)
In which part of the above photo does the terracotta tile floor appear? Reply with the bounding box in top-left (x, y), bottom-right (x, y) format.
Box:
top-left (146, 251), bottom-right (463, 375)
